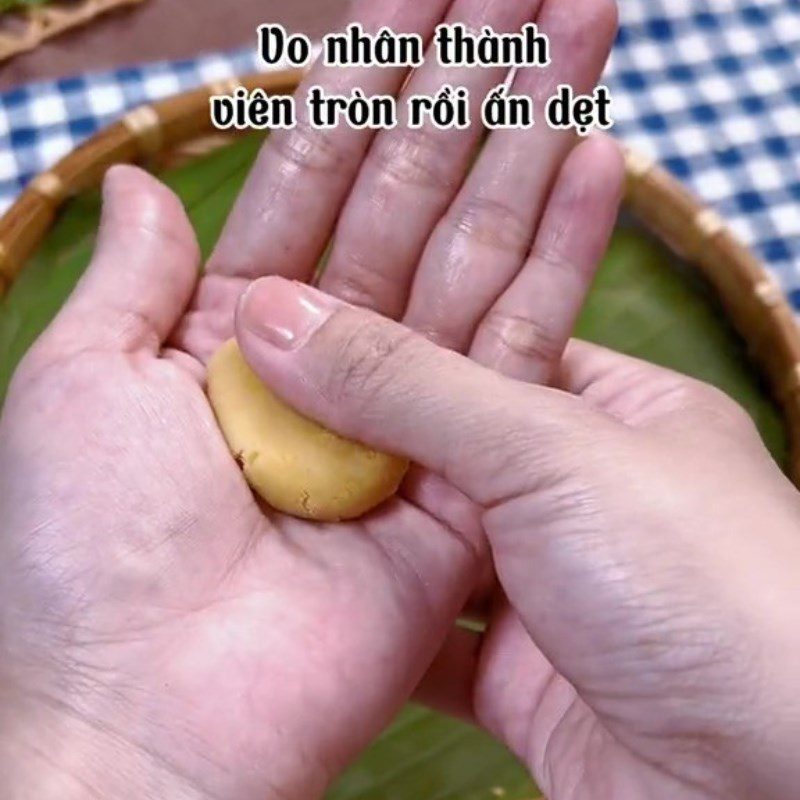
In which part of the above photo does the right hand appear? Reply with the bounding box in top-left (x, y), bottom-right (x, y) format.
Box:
top-left (236, 276), bottom-right (800, 800)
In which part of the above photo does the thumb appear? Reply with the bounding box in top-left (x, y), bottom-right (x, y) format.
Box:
top-left (31, 166), bottom-right (200, 365)
top-left (235, 276), bottom-right (590, 507)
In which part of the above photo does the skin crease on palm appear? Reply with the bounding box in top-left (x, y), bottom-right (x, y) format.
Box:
top-left (1, 0), bottom-right (799, 799)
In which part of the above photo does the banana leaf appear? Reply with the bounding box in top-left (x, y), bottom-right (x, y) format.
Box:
top-left (0, 133), bottom-right (787, 800)
top-left (0, 0), bottom-right (48, 12)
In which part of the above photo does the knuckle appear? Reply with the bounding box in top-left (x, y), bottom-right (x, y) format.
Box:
top-left (371, 127), bottom-right (456, 192)
top-left (321, 315), bottom-right (418, 412)
top-left (416, 320), bottom-right (466, 352)
top-left (325, 250), bottom-right (399, 315)
top-left (481, 309), bottom-right (562, 365)
top-left (695, 384), bottom-right (754, 429)
top-left (112, 308), bottom-right (161, 349)
top-left (531, 247), bottom-right (580, 279)
top-left (446, 196), bottom-right (533, 256)
top-left (665, 378), bottom-right (755, 434)
top-left (271, 120), bottom-right (354, 174)
top-left (692, 382), bottom-right (733, 410)
top-left (678, 379), bottom-right (727, 412)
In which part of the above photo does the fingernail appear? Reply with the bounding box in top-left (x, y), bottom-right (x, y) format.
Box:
top-left (240, 277), bottom-right (338, 350)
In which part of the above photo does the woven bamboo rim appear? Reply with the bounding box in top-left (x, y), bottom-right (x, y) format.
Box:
top-left (0, 0), bottom-right (146, 62)
top-left (1, 67), bottom-right (799, 483)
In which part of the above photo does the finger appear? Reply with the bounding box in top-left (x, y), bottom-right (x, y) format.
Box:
top-left (415, 601), bottom-right (563, 759)
top-left (416, 137), bottom-right (622, 624)
top-left (402, 465), bottom-right (484, 547)
top-left (469, 603), bottom-right (574, 779)
top-left (208, 0), bottom-right (452, 281)
top-left (410, 136), bottom-right (622, 627)
top-left (402, 465), bottom-right (495, 617)
top-left (403, 0), bottom-right (618, 351)
top-left (558, 339), bottom-right (750, 432)
top-left (468, 136), bottom-right (624, 383)
top-left (234, 276), bottom-right (598, 506)
top-left (558, 339), bottom-right (672, 403)
top-left (318, 0), bottom-right (545, 317)
top-left (32, 166), bottom-right (200, 361)
top-left (161, 347), bottom-right (206, 385)
top-left (414, 625), bottom-right (482, 722)
top-left (170, 273), bottom-right (249, 364)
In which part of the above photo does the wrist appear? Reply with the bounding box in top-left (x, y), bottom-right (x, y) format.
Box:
top-left (1, 692), bottom-right (210, 800)
top-left (0, 637), bottom-right (330, 800)
top-left (0, 674), bottom-right (331, 800)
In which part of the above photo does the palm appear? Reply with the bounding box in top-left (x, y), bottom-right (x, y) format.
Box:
top-left (181, 269), bottom-right (485, 747)
top-left (472, 611), bottom-right (701, 800)
top-left (1, 322), bottom-right (479, 798)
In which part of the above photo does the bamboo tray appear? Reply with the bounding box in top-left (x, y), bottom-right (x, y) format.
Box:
top-left (0, 66), bottom-right (798, 487)
top-left (0, 0), bottom-right (147, 62)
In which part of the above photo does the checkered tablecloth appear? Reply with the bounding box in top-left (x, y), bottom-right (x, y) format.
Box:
top-left (1, 1), bottom-right (798, 301)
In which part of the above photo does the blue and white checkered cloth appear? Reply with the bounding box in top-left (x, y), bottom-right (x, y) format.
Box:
top-left (607, 0), bottom-right (800, 304)
top-left (1, 1), bottom-right (798, 301)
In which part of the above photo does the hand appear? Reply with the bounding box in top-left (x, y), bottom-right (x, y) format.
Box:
top-left (233, 278), bottom-right (800, 800)
top-left (0, 0), bottom-right (621, 797)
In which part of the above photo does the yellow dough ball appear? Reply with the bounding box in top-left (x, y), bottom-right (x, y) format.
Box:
top-left (207, 339), bottom-right (409, 522)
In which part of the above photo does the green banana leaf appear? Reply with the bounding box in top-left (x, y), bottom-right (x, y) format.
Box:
top-left (0, 0), bottom-right (48, 12)
top-left (0, 133), bottom-right (787, 800)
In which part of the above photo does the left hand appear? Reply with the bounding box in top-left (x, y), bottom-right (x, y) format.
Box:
top-left (0, 1), bottom-right (621, 797)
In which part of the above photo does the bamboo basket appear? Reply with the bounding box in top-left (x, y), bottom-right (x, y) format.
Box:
top-left (0, 0), bottom-right (147, 62)
top-left (1, 67), bottom-right (799, 485)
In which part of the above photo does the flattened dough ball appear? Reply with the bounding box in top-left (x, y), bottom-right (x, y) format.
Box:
top-left (207, 339), bottom-right (409, 522)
